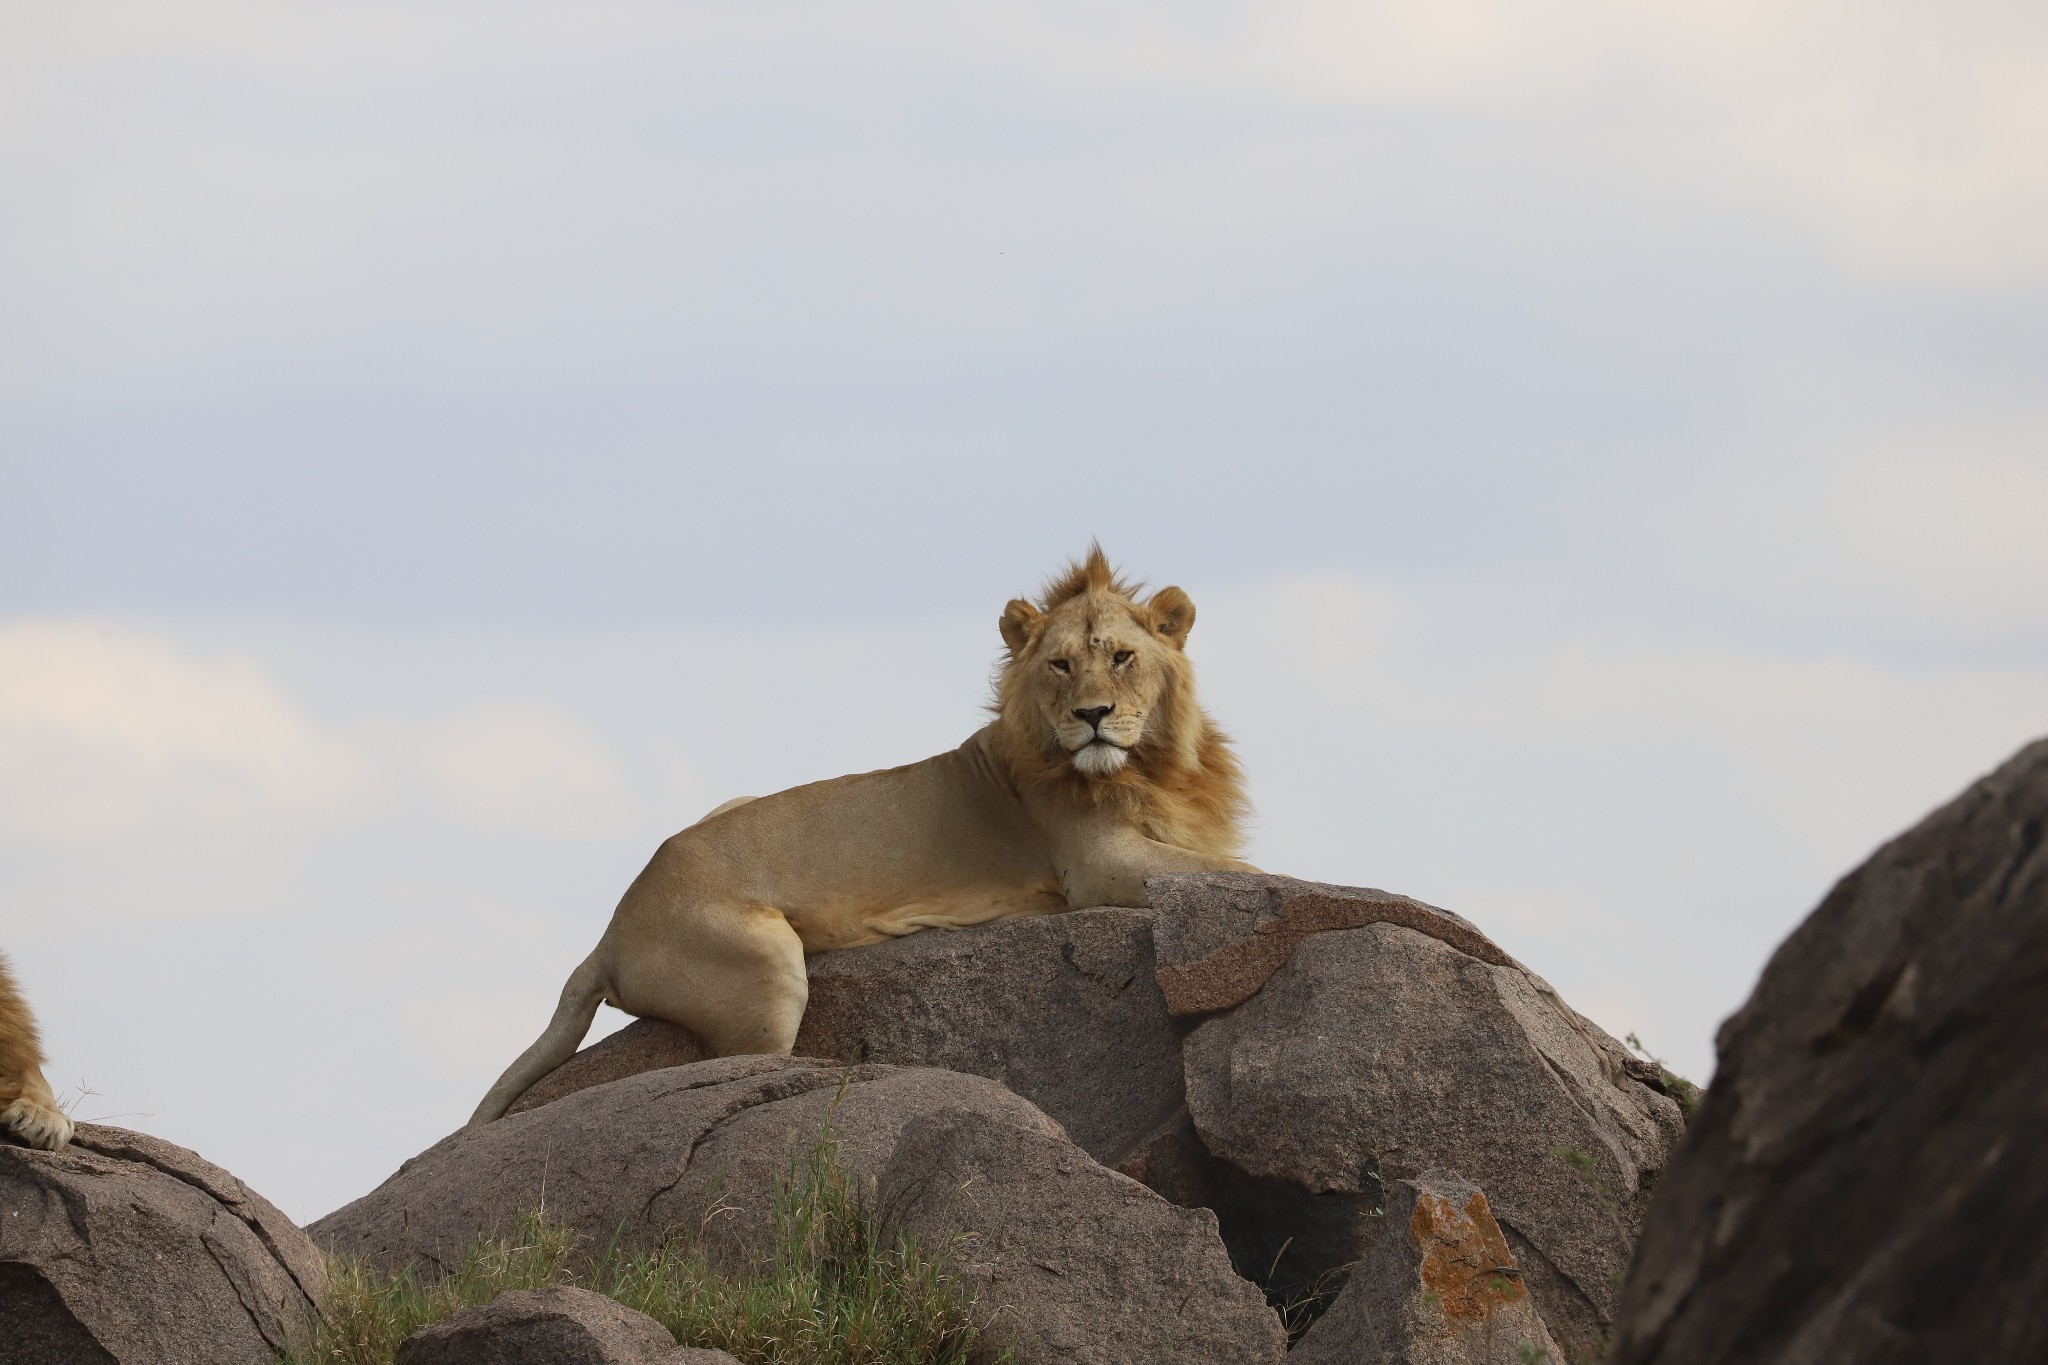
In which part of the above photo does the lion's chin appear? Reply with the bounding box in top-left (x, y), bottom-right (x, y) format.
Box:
top-left (1071, 743), bottom-right (1129, 778)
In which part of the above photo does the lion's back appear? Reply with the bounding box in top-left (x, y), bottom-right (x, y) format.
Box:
top-left (641, 732), bottom-right (1057, 910)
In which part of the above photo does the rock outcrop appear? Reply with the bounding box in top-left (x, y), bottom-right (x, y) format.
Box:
top-left (315, 1056), bottom-right (1287, 1365)
top-left (494, 875), bottom-right (1683, 1358)
top-left (394, 1286), bottom-right (734, 1365)
top-left (1609, 737), bottom-right (2048, 1365)
top-left (1290, 1171), bottom-right (1563, 1365)
top-left (1171, 878), bottom-right (1685, 1361)
top-left (509, 907), bottom-right (1184, 1168)
top-left (0, 1124), bottom-right (324, 1365)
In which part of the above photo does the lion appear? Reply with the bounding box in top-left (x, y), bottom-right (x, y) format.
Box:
top-left (470, 546), bottom-right (1256, 1124)
top-left (0, 952), bottom-right (73, 1150)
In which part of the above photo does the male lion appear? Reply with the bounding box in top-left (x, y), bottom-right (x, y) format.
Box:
top-left (470, 546), bottom-right (1256, 1125)
top-left (0, 952), bottom-right (72, 1150)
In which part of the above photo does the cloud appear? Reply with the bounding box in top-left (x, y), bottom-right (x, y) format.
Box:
top-left (1209, 571), bottom-right (2048, 857)
top-left (0, 622), bottom-right (645, 851)
top-left (6, 0), bottom-right (2045, 415)
top-left (406, 700), bottom-right (633, 839)
top-left (0, 621), bottom-right (367, 843)
top-left (1819, 443), bottom-right (2048, 633)
top-left (985, 2), bottom-right (2048, 283)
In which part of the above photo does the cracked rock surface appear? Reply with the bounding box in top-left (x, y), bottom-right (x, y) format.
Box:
top-left (1609, 737), bottom-right (2048, 1365)
top-left (312, 1056), bottom-right (1286, 1365)
top-left (0, 1123), bottom-right (324, 1365)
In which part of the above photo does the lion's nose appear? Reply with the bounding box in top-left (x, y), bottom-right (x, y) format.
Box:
top-left (1073, 705), bottom-right (1114, 726)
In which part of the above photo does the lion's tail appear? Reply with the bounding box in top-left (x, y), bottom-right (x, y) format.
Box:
top-left (468, 950), bottom-right (608, 1127)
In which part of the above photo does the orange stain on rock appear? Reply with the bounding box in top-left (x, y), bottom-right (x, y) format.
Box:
top-left (1412, 1186), bottom-right (1529, 1326)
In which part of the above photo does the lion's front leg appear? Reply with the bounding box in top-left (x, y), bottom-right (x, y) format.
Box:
top-left (1056, 826), bottom-right (1260, 909)
top-left (0, 1060), bottom-right (73, 1151)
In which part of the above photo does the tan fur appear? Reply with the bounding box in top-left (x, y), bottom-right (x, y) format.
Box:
top-left (470, 546), bottom-right (1256, 1124)
top-left (0, 952), bottom-right (73, 1150)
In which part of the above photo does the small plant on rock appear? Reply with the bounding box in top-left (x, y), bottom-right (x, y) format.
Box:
top-left (1625, 1032), bottom-right (1703, 1118)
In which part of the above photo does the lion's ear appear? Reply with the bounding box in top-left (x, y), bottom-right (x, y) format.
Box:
top-left (1150, 586), bottom-right (1195, 649)
top-left (1000, 598), bottom-right (1042, 656)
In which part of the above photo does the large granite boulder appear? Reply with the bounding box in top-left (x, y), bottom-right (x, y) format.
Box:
top-left (0, 1124), bottom-right (324, 1365)
top-left (315, 1056), bottom-right (1286, 1365)
top-left (493, 877), bottom-right (1683, 1358)
top-left (1164, 876), bottom-right (1686, 1362)
top-left (510, 907), bottom-right (1183, 1168)
top-left (1609, 737), bottom-right (2048, 1365)
top-left (1290, 1171), bottom-right (1562, 1365)
top-left (394, 1286), bottom-right (734, 1364)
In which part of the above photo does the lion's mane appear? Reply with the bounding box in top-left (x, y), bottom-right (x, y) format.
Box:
top-left (990, 545), bottom-right (1249, 858)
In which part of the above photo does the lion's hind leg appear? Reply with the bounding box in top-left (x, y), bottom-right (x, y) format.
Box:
top-left (0, 953), bottom-right (72, 1151)
top-left (611, 902), bottom-right (808, 1059)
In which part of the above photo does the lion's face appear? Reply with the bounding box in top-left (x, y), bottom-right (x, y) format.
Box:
top-left (997, 557), bottom-right (1199, 782)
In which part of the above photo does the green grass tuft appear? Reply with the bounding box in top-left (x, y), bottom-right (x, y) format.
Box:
top-left (288, 1114), bottom-right (1006, 1365)
top-left (1625, 1032), bottom-right (1703, 1118)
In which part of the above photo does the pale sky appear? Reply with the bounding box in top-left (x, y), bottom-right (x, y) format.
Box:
top-left (4, 2), bottom-right (2046, 1223)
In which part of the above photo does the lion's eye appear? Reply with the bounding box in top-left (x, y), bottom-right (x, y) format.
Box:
top-left (1113, 650), bottom-right (1134, 667)
top-left (1050, 659), bottom-right (1071, 674)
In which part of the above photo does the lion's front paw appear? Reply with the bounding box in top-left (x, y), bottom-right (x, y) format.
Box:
top-left (0, 1096), bottom-right (74, 1151)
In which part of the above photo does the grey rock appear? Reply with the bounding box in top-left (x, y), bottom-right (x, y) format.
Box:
top-left (800, 906), bottom-right (1183, 1164)
top-left (394, 1285), bottom-right (723, 1364)
top-left (0, 1123), bottom-right (323, 1365)
top-left (1609, 737), bottom-right (2048, 1365)
top-left (317, 1057), bottom-right (1045, 1274)
top-left (490, 878), bottom-right (1679, 1357)
top-left (1291, 1171), bottom-right (1564, 1365)
top-left (508, 909), bottom-right (1183, 1171)
top-left (315, 1056), bottom-right (1285, 1365)
top-left (1177, 905), bottom-right (1685, 1361)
